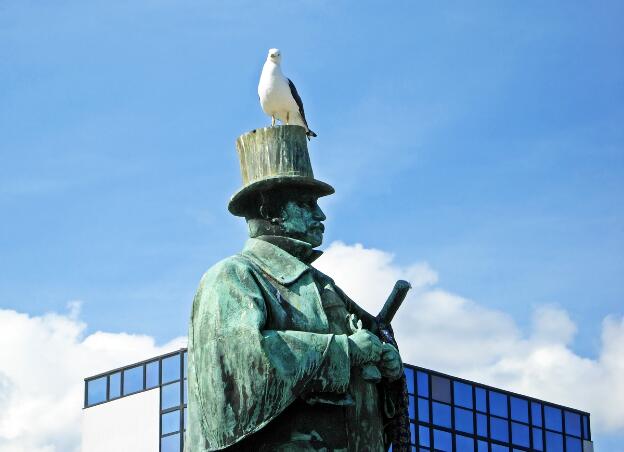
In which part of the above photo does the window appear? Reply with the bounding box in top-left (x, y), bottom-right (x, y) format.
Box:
top-left (419, 426), bottom-right (430, 447)
top-left (454, 381), bottom-right (473, 409)
top-left (455, 434), bottom-right (474, 452)
top-left (417, 371), bottom-right (429, 397)
top-left (86, 377), bottom-right (106, 406)
top-left (565, 411), bottom-right (581, 437)
top-left (544, 405), bottom-right (562, 432)
top-left (489, 391), bottom-right (508, 418)
top-left (511, 422), bottom-right (530, 447)
top-left (531, 401), bottom-right (542, 426)
top-left (545, 431), bottom-right (563, 452)
top-left (490, 416), bottom-right (509, 442)
top-left (162, 354), bottom-right (181, 384)
top-left (475, 387), bottom-right (487, 413)
top-left (408, 395), bottom-right (415, 419)
top-left (433, 429), bottom-right (451, 452)
top-left (582, 415), bottom-right (590, 439)
top-left (183, 351), bottom-right (188, 379)
top-left (410, 422), bottom-right (416, 444)
top-left (418, 397), bottom-right (429, 422)
top-left (532, 427), bottom-right (544, 451)
top-left (162, 382), bottom-right (181, 410)
top-left (477, 440), bottom-right (488, 452)
top-left (146, 360), bottom-right (160, 388)
top-left (510, 397), bottom-right (528, 423)
top-left (566, 436), bottom-right (582, 452)
top-left (431, 375), bottom-right (451, 403)
top-left (455, 407), bottom-right (473, 434)
top-left (476, 413), bottom-right (487, 437)
top-left (162, 410), bottom-right (180, 435)
top-left (432, 402), bottom-right (451, 428)
top-left (491, 445), bottom-right (510, 452)
top-left (109, 372), bottom-right (121, 399)
top-left (405, 367), bottom-right (415, 394)
top-left (161, 433), bottom-right (180, 452)
top-left (123, 365), bottom-right (143, 395)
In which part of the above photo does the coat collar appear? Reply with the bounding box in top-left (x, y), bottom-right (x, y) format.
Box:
top-left (242, 237), bottom-right (319, 285)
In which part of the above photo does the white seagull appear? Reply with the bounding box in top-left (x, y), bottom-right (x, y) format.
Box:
top-left (258, 48), bottom-right (317, 138)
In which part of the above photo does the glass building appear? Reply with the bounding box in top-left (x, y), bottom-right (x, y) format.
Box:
top-left (83, 349), bottom-right (593, 452)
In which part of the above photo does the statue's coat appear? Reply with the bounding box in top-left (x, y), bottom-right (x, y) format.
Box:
top-left (187, 238), bottom-right (365, 451)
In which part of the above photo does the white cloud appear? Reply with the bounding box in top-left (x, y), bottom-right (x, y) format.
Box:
top-left (0, 305), bottom-right (185, 452)
top-left (315, 241), bottom-right (624, 439)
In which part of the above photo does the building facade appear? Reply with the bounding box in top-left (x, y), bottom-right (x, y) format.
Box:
top-left (82, 349), bottom-right (593, 452)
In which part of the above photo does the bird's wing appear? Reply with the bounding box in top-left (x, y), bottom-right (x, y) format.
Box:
top-left (287, 78), bottom-right (310, 129)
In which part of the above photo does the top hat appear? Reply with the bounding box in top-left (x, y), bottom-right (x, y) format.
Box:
top-left (228, 125), bottom-right (334, 217)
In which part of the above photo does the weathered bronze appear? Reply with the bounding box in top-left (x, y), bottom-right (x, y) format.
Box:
top-left (187, 125), bottom-right (409, 451)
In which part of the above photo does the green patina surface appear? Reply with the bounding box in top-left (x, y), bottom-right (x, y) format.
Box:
top-left (187, 126), bottom-right (404, 451)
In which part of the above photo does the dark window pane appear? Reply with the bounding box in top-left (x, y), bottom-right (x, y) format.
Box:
top-left (544, 406), bottom-right (562, 432)
top-left (418, 397), bottom-right (429, 422)
top-left (531, 401), bottom-right (542, 426)
top-left (162, 410), bottom-right (180, 435)
top-left (417, 371), bottom-right (429, 397)
top-left (545, 431), bottom-right (563, 452)
top-left (161, 433), bottom-right (180, 452)
top-left (510, 397), bottom-right (528, 423)
top-left (455, 407), bottom-right (473, 434)
top-left (475, 387), bottom-right (487, 413)
top-left (123, 365), bottom-right (143, 395)
top-left (405, 367), bottom-right (415, 394)
top-left (566, 436), bottom-right (582, 452)
top-left (162, 382), bottom-right (181, 409)
top-left (533, 427), bottom-right (544, 451)
top-left (408, 395), bottom-right (415, 419)
top-left (433, 429), bottom-right (451, 452)
top-left (183, 351), bottom-right (188, 379)
top-left (184, 380), bottom-right (187, 405)
top-left (477, 440), bottom-right (488, 452)
top-left (490, 416), bottom-right (509, 442)
top-left (454, 381), bottom-right (473, 409)
top-left (492, 445), bottom-right (510, 452)
top-left (432, 402), bottom-right (451, 428)
top-left (511, 422), bottom-right (530, 447)
top-left (419, 426), bottom-right (430, 447)
top-left (582, 415), bottom-right (589, 439)
top-left (410, 422), bottom-right (415, 444)
top-left (489, 391), bottom-right (508, 418)
top-left (86, 377), bottom-right (107, 406)
top-left (431, 376), bottom-right (451, 403)
top-left (109, 372), bottom-right (121, 399)
top-left (455, 434), bottom-right (474, 452)
top-left (162, 354), bottom-right (181, 384)
top-left (476, 413), bottom-right (487, 437)
top-left (146, 360), bottom-right (159, 388)
top-left (565, 411), bottom-right (581, 437)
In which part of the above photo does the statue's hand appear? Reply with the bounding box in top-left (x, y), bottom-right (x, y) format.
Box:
top-left (379, 343), bottom-right (403, 381)
top-left (348, 329), bottom-right (382, 366)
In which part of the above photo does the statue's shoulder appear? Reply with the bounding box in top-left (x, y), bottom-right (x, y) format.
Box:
top-left (199, 253), bottom-right (257, 287)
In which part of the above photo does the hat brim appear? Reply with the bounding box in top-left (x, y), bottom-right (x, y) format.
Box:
top-left (228, 176), bottom-right (335, 217)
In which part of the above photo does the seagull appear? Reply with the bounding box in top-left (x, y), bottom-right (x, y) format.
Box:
top-left (258, 48), bottom-right (317, 138)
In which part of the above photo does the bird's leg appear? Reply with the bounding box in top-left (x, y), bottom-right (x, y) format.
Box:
top-left (286, 112), bottom-right (290, 125)
top-left (271, 116), bottom-right (276, 127)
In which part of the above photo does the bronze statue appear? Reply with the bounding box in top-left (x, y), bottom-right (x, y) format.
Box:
top-left (187, 126), bottom-right (409, 451)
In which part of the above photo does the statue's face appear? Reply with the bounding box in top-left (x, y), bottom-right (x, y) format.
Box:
top-left (280, 195), bottom-right (326, 247)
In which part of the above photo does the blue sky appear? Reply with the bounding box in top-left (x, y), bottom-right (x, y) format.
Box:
top-left (1, 1), bottom-right (623, 448)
